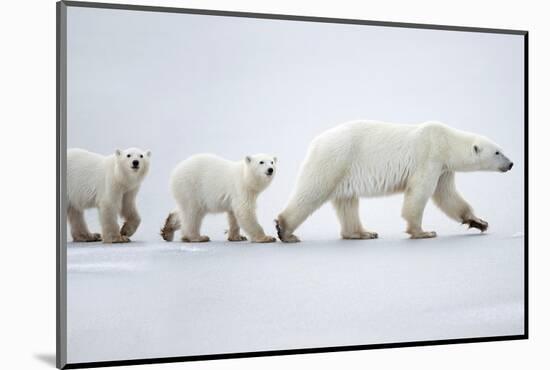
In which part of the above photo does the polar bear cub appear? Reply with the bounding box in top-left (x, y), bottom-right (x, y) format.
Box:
top-left (275, 120), bottom-right (514, 242)
top-left (161, 154), bottom-right (277, 243)
top-left (67, 148), bottom-right (151, 243)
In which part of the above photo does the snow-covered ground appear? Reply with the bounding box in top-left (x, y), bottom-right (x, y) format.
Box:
top-left (67, 232), bottom-right (524, 364)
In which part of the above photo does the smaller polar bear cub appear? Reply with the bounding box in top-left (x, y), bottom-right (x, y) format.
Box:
top-left (67, 148), bottom-right (151, 243)
top-left (161, 153), bottom-right (277, 243)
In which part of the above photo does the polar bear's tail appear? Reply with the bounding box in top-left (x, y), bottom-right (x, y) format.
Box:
top-left (161, 211), bottom-right (181, 241)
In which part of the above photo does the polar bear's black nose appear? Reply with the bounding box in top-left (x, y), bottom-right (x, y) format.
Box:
top-left (508, 162), bottom-right (514, 170)
top-left (132, 160), bottom-right (139, 167)
top-left (267, 168), bottom-right (274, 174)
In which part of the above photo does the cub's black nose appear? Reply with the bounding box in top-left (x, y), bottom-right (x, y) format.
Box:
top-left (267, 168), bottom-right (274, 174)
top-left (508, 162), bottom-right (514, 170)
top-left (132, 160), bottom-right (139, 167)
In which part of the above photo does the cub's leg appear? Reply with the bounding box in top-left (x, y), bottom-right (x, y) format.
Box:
top-left (234, 201), bottom-right (275, 243)
top-left (99, 202), bottom-right (129, 243)
top-left (179, 203), bottom-right (209, 242)
top-left (402, 170), bottom-right (440, 239)
top-left (332, 197), bottom-right (378, 240)
top-left (67, 205), bottom-right (101, 242)
top-left (432, 171), bottom-right (488, 232)
top-left (227, 211), bottom-right (247, 242)
top-left (120, 189), bottom-right (141, 237)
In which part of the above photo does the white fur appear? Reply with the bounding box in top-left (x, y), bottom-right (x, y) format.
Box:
top-left (67, 148), bottom-right (151, 243)
top-left (162, 153), bottom-right (277, 243)
top-left (276, 120), bottom-right (513, 242)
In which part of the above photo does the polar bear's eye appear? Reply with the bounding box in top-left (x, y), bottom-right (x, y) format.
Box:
top-left (495, 151), bottom-right (500, 155)
top-left (140, 154), bottom-right (143, 158)
top-left (259, 161), bottom-right (264, 165)
top-left (271, 161), bottom-right (273, 165)
top-left (126, 154), bottom-right (131, 158)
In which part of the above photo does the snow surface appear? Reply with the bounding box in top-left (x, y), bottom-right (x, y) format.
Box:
top-left (67, 233), bottom-right (524, 364)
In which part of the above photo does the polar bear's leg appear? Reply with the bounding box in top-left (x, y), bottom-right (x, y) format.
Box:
top-left (120, 189), bottom-right (141, 237)
top-left (432, 172), bottom-right (488, 232)
top-left (160, 211), bottom-right (181, 241)
top-left (276, 174), bottom-right (341, 243)
top-left (227, 211), bottom-right (247, 242)
top-left (332, 197), bottom-right (378, 240)
top-left (179, 205), bottom-right (210, 243)
top-left (402, 170), bottom-right (440, 239)
top-left (67, 205), bottom-right (101, 242)
top-left (99, 202), bottom-right (129, 243)
top-left (234, 202), bottom-right (276, 243)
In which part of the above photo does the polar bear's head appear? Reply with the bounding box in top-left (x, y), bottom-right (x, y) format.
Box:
top-left (244, 153), bottom-right (277, 189)
top-left (470, 137), bottom-right (513, 172)
top-left (115, 147), bottom-right (151, 180)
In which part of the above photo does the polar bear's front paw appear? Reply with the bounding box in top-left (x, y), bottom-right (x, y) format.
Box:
top-left (88, 233), bottom-right (102, 242)
top-left (228, 234), bottom-right (248, 242)
top-left (342, 231), bottom-right (378, 240)
top-left (104, 234), bottom-right (131, 243)
top-left (463, 217), bottom-right (489, 232)
top-left (181, 235), bottom-right (210, 243)
top-left (252, 235), bottom-right (277, 243)
top-left (409, 231), bottom-right (437, 239)
top-left (73, 233), bottom-right (102, 242)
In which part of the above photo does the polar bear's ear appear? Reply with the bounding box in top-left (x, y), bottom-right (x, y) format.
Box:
top-left (245, 156), bottom-right (252, 163)
top-left (473, 145), bottom-right (481, 155)
top-left (115, 149), bottom-right (122, 156)
top-left (146, 150), bottom-right (152, 158)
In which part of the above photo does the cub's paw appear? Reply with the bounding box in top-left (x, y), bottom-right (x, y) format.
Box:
top-left (87, 233), bottom-right (102, 242)
top-left (410, 231), bottom-right (437, 239)
top-left (463, 217), bottom-right (489, 232)
top-left (73, 233), bottom-right (102, 242)
top-left (104, 234), bottom-right (131, 243)
top-left (342, 231), bottom-right (378, 240)
top-left (181, 235), bottom-right (210, 243)
top-left (252, 235), bottom-right (277, 243)
top-left (228, 234), bottom-right (248, 242)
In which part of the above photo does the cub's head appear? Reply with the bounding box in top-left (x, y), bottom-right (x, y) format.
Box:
top-left (115, 148), bottom-right (151, 178)
top-left (471, 138), bottom-right (513, 172)
top-left (244, 153), bottom-right (277, 185)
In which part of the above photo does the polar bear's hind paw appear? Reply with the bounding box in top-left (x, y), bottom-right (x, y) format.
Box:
top-left (275, 217), bottom-right (300, 243)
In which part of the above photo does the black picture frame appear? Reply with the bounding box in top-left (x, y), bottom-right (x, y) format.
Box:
top-left (56, 1), bottom-right (529, 368)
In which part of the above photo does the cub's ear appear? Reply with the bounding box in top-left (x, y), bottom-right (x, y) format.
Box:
top-left (273, 156), bottom-right (277, 163)
top-left (473, 145), bottom-right (481, 155)
top-left (245, 155), bottom-right (252, 163)
top-left (115, 149), bottom-right (122, 156)
top-left (146, 150), bottom-right (152, 158)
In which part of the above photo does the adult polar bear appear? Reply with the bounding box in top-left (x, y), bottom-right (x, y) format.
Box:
top-left (276, 120), bottom-right (514, 242)
top-left (67, 148), bottom-right (151, 243)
